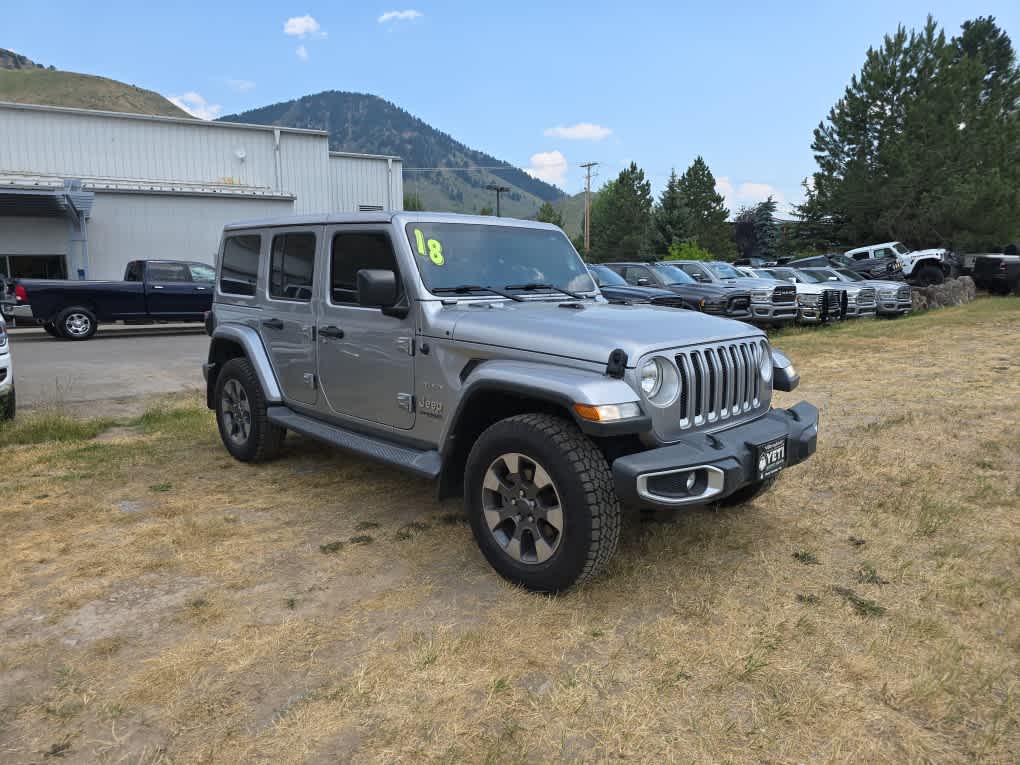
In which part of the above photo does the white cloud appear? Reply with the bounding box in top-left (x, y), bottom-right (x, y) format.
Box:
top-left (525, 150), bottom-right (568, 186)
top-left (169, 91), bottom-right (222, 121)
top-left (378, 9), bottom-right (423, 23)
top-left (283, 15), bottom-right (326, 38)
top-left (295, 44), bottom-right (309, 61)
top-left (227, 79), bottom-right (256, 92)
top-left (543, 123), bottom-right (612, 141)
top-left (715, 176), bottom-right (786, 210)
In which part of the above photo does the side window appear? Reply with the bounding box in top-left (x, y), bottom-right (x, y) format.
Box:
top-left (147, 262), bottom-right (191, 282)
top-left (680, 264), bottom-right (703, 279)
top-left (188, 264), bottom-right (215, 284)
top-left (621, 266), bottom-right (650, 285)
top-left (124, 262), bottom-right (143, 282)
top-left (220, 235), bottom-right (261, 297)
top-left (330, 232), bottom-right (400, 305)
top-left (269, 233), bottom-right (317, 302)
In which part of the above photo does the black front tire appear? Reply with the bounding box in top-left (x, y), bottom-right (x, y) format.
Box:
top-left (464, 413), bottom-right (621, 592)
top-left (56, 306), bottom-right (98, 340)
top-left (713, 476), bottom-right (778, 508)
top-left (1, 387), bottom-right (14, 420)
top-left (214, 357), bottom-right (285, 463)
top-left (913, 264), bottom-right (945, 286)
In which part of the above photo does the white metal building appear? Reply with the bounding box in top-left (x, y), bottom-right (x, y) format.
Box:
top-left (0, 102), bottom-right (402, 280)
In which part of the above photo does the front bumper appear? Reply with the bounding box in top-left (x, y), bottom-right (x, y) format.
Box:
top-left (876, 298), bottom-right (912, 315)
top-left (845, 303), bottom-right (877, 319)
top-left (0, 351), bottom-right (13, 397)
top-left (750, 302), bottom-right (798, 324)
top-left (612, 402), bottom-right (819, 509)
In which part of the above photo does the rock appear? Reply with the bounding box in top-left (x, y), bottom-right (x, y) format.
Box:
top-left (910, 277), bottom-right (977, 312)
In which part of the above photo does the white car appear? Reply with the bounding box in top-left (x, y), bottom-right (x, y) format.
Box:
top-left (753, 268), bottom-right (846, 324)
top-left (845, 241), bottom-right (951, 286)
top-left (0, 315), bottom-right (14, 419)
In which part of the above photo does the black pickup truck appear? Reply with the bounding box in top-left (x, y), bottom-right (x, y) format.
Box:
top-left (972, 249), bottom-right (1020, 295)
top-left (14, 260), bottom-right (215, 340)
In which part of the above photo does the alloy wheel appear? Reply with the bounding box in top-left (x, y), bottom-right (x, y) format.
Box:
top-left (220, 379), bottom-right (252, 445)
top-left (481, 452), bottom-right (564, 564)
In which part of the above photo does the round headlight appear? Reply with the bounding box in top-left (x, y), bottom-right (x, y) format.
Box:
top-left (759, 340), bottom-right (773, 383)
top-left (640, 356), bottom-right (681, 407)
top-left (639, 358), bottom-right (661, 397)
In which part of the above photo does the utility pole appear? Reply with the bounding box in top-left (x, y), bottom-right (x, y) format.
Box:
top-left (485, 184), bottom-right (510, 217)
top-left (580, 162), bottom-right (598, 254)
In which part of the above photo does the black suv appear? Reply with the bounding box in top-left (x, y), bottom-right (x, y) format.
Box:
top-left (604, 262), bottom-right (752, 321)
top-left (788, 252), bottom-right (902, 281)
top-left (587, 264), bottom-right (696, 309)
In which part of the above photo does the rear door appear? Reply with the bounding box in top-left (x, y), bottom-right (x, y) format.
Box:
top-left (260, 229), bottom-right (320, 406)
top-left (315, 226), bottom-right (415, 429)
top-left (145, 261), bottom-right (201, 318)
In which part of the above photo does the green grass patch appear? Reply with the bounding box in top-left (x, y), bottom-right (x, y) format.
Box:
top-left (0, 411), bottom-right (113, 447)
top-left (792, 550), bottom-right (820, 565)
top-left (135, 401), bottom-right (212, 438)
top-left (833, 586), bottom-right (886, 617)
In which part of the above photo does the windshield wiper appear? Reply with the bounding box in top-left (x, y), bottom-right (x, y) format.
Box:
top-left (432, 285), bottom-right (524, 301)
top-left (504, 282), bottom-right (587, 299)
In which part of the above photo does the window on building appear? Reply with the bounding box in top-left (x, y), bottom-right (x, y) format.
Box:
top-left (147, 262), bottom-right (191, 282)
top-left (188, 264), bottom-right (215, 284)
top-left (269, 233), bottom-right (317, 301)
top-left (220, 235), bottom-right (261, 296)
top-left (330, 232), bottom-right (400, 304)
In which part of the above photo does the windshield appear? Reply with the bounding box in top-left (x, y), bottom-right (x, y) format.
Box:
top-left (837, 269), bottom-right (864, 281)
top-left (405, 222), bottom-right (595, 294)
top-left (793, 269), bottom-right (826, 284)
top-left (893, 243), bottom-right (909, 256)
top-left (811, 268), bottom-right (842, 281)
top-left (764, 268), bottom-right (796, 282)
top-left (588, 264), bottom-right (627, 287)
top-left (650, 263), bottom-right (695, 284)
top-left (707, 262), bottom-right (743, 279)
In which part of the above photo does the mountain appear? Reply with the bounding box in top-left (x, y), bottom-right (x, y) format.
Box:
top-left (0, 48), bottom-right (189, 118)
top-left (221, 91), bottom-right (565, 217)
top-left (554, 192), bottom-right (591, 239)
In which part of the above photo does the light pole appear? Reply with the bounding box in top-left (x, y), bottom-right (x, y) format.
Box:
top-left (485, 183), bottom-right (510, 217)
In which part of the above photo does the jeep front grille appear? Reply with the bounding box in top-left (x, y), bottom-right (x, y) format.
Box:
top-left (674, 341), bottom-right (764, 428)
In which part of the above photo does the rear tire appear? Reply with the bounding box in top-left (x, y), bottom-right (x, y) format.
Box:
top-left (913, 264), bottom-right (944, 286)
top-left (214, 357), bottom-right (285, 463)
top-left (464, 413), bottom-right (621, 592)
top-left (1, 387), bottom-right (14, 420)
top-left (713, 476), bottom-right (778, 508)
top-left (56, 306), bottom-right (98, 340)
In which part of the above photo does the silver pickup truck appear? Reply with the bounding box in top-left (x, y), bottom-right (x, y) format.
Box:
top-left (203, 213), bottom-right (818, 591)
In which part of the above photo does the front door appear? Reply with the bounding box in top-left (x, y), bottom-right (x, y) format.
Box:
top-left (145, 261), bottom-right (198, 317)
top-left (316, 227), bottom-right (415, 430)
top-left (259, 229), bottom-right (319, 406)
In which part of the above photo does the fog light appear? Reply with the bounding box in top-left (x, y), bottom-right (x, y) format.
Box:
top-left (685, 472), bottom-right (697, 491)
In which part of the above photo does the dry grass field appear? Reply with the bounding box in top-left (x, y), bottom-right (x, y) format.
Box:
top-left (1, 298), bottom-right (1018, 764)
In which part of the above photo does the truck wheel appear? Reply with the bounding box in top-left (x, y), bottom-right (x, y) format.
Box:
top-left (913, 264), bottom-right (944, 286)
top-left (464, 413), bottom-right (621, 592)
top-left (43, 322), bottom-right (60, 338)
top-left (214, 357), bottom-right (285, 463)
top-left (56, 306), bottom-right (98, 340)
top-left (713, 476), bottom-right (778, 508)
top-left (1, 387), bottom-right (14, 421)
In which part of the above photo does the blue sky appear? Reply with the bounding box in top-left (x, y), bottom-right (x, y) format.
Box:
top-left (5, 1), bottom-right (1018, 211)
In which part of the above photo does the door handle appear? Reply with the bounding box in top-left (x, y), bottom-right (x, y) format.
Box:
top-left (152, 284), bottom-right (165, 290)
top-left (262, 318), bottom-right (284, 330)
top-left (319, 325), bottom-right (344, 339)
top-left (194, 286), bottom-right (209, 291)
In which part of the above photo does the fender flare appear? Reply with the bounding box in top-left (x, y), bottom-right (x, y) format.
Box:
top-left (442, 359), bottom-right (650, 443)
top-left (209, 324), bottom-right (282, 403)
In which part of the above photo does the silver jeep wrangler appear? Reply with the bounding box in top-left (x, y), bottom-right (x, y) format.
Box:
top-left (203, 213), bottom-right (818, 591)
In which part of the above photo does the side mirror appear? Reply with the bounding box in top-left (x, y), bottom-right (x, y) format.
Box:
top-left (692, 273), bottom-right (706, 282)
top-left (357, 269), bottom-right (398, 308)
top-left (636, 278), bottom-right (651, 287)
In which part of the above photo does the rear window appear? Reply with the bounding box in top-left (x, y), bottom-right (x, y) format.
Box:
top-left (220, 235), bottom-right (261, 297)
top-left (147, 262), bottom-right (191, 283)
top-left (269, 233), bottom-right (317, 302)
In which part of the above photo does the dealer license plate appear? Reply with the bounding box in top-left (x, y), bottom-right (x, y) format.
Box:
top-left (755, 437), bottom-right (787, 480)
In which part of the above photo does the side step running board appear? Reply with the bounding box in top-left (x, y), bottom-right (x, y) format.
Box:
top-left (267, 406), bottom-right (442, 479)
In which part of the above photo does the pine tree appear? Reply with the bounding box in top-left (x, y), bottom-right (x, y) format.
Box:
top-left (807, 16), bottom-right (1020, 250)
top-left (403, 192), bottom-right (425, 211)
top-left (648, 169), bottom-right (692, 256)
top-left (677, 157), bottom-right (735, 258)
top-left (536, 201), bottom-right (564, 228)
top-left (588, 163), bottom-right (654, 262)
top-left (753, 197), bottom-right (779, 261)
